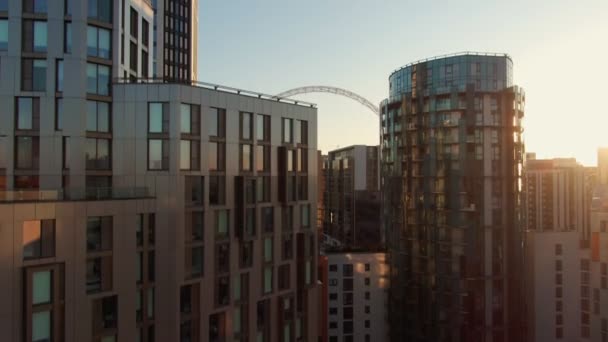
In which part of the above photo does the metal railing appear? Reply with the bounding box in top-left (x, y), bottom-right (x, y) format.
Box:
top-left (113, 78), bottom-right (317, 108)
top-left (390, 51), bottom-right (511, 76)
top-left (0, 187), bottom-right (151, 202)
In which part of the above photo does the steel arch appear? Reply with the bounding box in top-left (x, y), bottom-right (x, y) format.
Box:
top-left (275, 86), bottom-right (379, 116)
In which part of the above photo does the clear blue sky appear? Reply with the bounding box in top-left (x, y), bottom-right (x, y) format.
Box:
top-left (198, 0), bottom-right (608, 165)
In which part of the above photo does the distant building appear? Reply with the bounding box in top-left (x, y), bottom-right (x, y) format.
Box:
top-left (323, 145), bottom-right (382, 251)
top-left (524, 154), bottom-right (607, 342)
top-left (153, 0), bottom-right (199, 81)
top-left (325, 252), bottom-right (389, 342)
top-left (523, 156), bottom-right (591, 239)
top-left (597, 148), bottom-right (608, 186)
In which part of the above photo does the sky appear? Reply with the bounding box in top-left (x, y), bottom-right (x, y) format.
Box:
top-left (198, 0), bottom-right (608, 166)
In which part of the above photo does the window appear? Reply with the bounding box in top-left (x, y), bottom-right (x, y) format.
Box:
top-left (301, 204), bottom-right (310, 228)
top-left (148, 103), bottom-right (169, 133)
top-left (64, 22), bottom-right (72, 53)
top-left (180, 140), bottom-right (200, 170)
top-left (0, 19), bottom-right (7, 50)
top-left (185, 176), bottom-right (204, 206)
top-left (329, 293), bottom-right (337, 301)
top-left (181, 104), bottom-right (200, 134)
top-left (343, 307), bottom-right (353, 319)
top-left (264, 237), bottom-right (273, 263)
top-left (130, 41), bottom-right (137, 71)
top-left (129, 7), bottom-right (138, 38)
top-left (55, 60), bottom-right (64, 92)
top-left (261, 207), bottom-right (274, 233)
top-left (141, 50), bottom-right (149, 78)
top-left (216, 243), bottom-right (230, 273)
top-left (329, 308), bottom-right (337, 315)
top-left (63, 137), bottom-right (70, 169)
top-left (365, 263), bottom-right (371, 271)
top-left (88, 0), bottom-right (112, 23)
top-left (215, 276), bottom-right (230, 307)
top-left (148, 140), bottom-right (168, 170)
top-left (142, 19), bottom-right (149, 47)
top-left (216, 210), bottom-right (229, 238)
top-left (87, 25), bottom-right (111, 59)
top-left (329, 264), bottom-right (337, 272)
top-left (22, 20), bottom-right (47, 53)
top-left (239, 241), bottom-right (253, 268)
top-left (282, 206), bottom-right (293, 231)
top-left (287, 150), bottom-right (295, 172)
top-left (364, 305), bottom-right (370, 314)
top-left (343, 279), bottom-right (353, 291)
top-left (555, 244), bottom-right (562, 256)
top-left (365, 291), bottom-right (370, 300)
top-left (22, 59), bottom-right (47, 91)
top-left (240, 112), bottom-right (252, 140)
top-left (23, 220), bottom-right (55, 260)
top-left (297, 148), bottom-right (308, 172)
top-left (16, 97), bottom-right (39, 131)
top-left (241, 144), bottom-right (252, 171)
top-left (209, 142), bottom-right (225, 171)
top-left (87, 101), bottom-right (110, 132)
top-left (282, 234), bottom-right (292, 260)
top-left (86, 138), bottom-right (111, 170)
top-left (26, 265), bottom-right (64, 342)
top-left (365, 277), bottom-right (371, 286)
top-left (15, 136), bottom-right (39, 170)
top-left (209, 107), bottom-right (225, 138)
top-left (256, 145), bottom-right (270, 172)
top-left (86, 63), bottom-right (110, 95)
top-left (263, 266), bottom-right (273, 294)
top-left (244, 207), bottom-right (256, 237)
top-left (257, 114), bottom-right (270, 141)
top-left (92, 296), bottom-right (117, 341)
top-left (87, 216), bottom-right (113, 252)
top-left (278, 264), bottom-right (290, 290)
top-left (344, 292), bottom-right (353, 305)
top-left (556, 327), bottom-right (563, 339)
top-left (343, 264), bottom-right (353, 277)
top-left (190, 246), bottom-right (203, 278)
top-left (283, 118), bottom-right (292, 143)
top-left (210, 176), bottom-right (226, 205)
top-left (257, 176), bottom-right (270, 203)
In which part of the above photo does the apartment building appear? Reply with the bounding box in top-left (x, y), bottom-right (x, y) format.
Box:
top-left (325, 252), bottom-right (389, 342)
top-left (381, 53), bottom-right (526, 342)
top-left (523, 155), bottom-right (591, 238)
top-left (152, 0), bottom-right (198, 81)
top-left (322, 145), bottom-right (381, 250)
top-left (523, 153), bottom-right (607, 342)
top-left (0, 1), bottom-right (318, 341)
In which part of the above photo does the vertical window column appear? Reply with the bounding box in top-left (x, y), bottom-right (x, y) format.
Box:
top-left (136, 213), bottom-right (156, 342)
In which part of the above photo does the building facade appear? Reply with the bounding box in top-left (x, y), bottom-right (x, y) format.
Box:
top-left (380, 53), bottom-right (526, 342)
top-left (152, 0), bottom-right (198, 81)
top-left (323, 145), bottom-right (381, 250)
top-left (0, 1), bottom-right (318, 341)
top-left (325, 252), bottom-right (389, 342)
top-left (522, 156), bottom-right (602, 342)
top-left (523, 156), bottom-right (591, 238)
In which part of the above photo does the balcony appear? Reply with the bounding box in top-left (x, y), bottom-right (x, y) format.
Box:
top-left (0, 187), bottom-right (151, 203)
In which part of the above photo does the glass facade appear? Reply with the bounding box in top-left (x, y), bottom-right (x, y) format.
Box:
top-left (381, 53), bottom-right (525, 342)
top-left (389, 54), bottom-right (513, 100)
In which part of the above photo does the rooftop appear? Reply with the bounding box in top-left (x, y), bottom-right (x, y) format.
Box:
top-left (113, 78), bottom-right (317, 109)
top-left (390, 51), bottom-right (511, 78)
